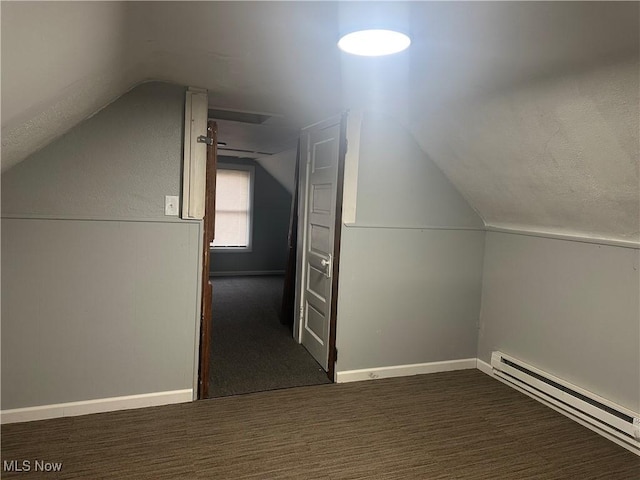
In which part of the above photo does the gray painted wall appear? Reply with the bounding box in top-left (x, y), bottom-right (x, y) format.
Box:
top-left (335, 112), bottom-right (485, 372)
top-left (2, 82), bottom-right (184, 219)
top-left (1, 219), bottom-right (200, 409)
top-left (354, 114), bottom-right (483, 229)
top-left (210, 157), bottom-right (291, 274)
top-left (1, 82), bottom-right (201, 409)
top-left (255, 148), bottom-right (297, 194)
top-left (336, 227), bottom-right (485, 371)
top-left (478, 232), bottom-right (640, 412)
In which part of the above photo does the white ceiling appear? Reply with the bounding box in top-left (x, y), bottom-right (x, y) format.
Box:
top-left (2, 2), bottom-right (638, 241)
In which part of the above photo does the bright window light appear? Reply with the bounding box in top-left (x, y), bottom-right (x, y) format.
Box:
top-left (212, 165), bottom-right (254, 251)
top-left (338, 29), bottom-right (411, 56)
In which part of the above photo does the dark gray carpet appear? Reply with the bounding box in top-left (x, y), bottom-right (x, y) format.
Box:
top-left (2, 370), bottom-right (638, 479)
top-left (208, 275), bottom-right (331, 398)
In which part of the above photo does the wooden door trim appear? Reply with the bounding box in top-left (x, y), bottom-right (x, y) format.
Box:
top-left (281, 142), bottom-right (301, 326)
top-left (197, 120), bottom-right (218, 399)
top-left (326, 112), bottom-right (348, 381)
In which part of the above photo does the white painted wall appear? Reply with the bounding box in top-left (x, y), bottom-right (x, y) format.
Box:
top-left (335, 112), bottom-right (485, 372)
top-left (1, 83), bottom-right (201, 410)
top-left (478, 232), bottom-right (640, 412)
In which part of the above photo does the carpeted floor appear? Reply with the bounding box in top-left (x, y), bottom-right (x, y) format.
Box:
top-left (208, 275), bottom-right (331, 398)
top-left (2, 370), bottom-right (637, 479)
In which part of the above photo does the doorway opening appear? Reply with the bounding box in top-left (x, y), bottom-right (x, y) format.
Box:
top-left (208, 275), bottom-right (331, 397)
top-left (206, 152), bottom-right (330, 398)
top-left (197, 113), bottom-right (347, 400)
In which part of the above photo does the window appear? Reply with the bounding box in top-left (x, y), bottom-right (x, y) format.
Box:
top-left (211, 165), bottom-right (254, 251)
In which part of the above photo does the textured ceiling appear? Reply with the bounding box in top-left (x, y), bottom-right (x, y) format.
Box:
top-left (1, 2), bottom-right (139, 171)
top-left (412, 57), bottom-right (639, 242)
top-left (2, 2), bottom-right (638, 241)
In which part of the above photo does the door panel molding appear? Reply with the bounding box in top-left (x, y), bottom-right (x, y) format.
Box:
top-left (295, 113), bottom-right (347, 380)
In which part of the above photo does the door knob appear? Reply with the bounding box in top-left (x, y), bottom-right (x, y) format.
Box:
top-left (320, 255), bottom-right (332, 278)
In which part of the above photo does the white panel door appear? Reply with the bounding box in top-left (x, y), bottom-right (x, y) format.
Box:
top-left (298, 118), bottom-right (342, 370)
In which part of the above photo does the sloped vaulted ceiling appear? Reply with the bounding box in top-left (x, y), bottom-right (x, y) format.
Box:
top-left (407, 2), bottom-right (639, 242)
top-left (411, 57), bottom-right (639, 242)
top-left (1, 1), bottom-right (343, 171)
top-left (2, 2), bottom-right (638, 242)
top-left (2, 2), bottom-right (141, 171)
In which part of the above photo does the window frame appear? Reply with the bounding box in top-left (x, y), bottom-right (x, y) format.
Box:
top-left (210, 163), bottom-right (255, 253)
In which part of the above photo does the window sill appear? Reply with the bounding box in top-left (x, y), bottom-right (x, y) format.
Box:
top-left (211, 247), bottom-right (253, 253)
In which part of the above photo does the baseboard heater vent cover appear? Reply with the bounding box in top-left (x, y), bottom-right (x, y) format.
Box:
top-left (490, 351), bottom-right (639, 455)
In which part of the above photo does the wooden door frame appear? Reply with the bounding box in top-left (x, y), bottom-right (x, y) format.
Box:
top-left (197, 120), bottom-right (218, 399)
top-left (326, 113), bottom-right (348, 381)
top-left (281, 143), bottom-right (301, 327)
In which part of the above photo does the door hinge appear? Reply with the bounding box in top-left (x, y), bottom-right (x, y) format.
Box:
top-left (334, 348), bottom-right (338, 362)
top-left (299, 305), bottom-right (304, 322)
top-left (197, 135), bottom-right (214, 146)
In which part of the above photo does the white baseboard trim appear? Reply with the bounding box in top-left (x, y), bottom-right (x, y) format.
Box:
top-left (336, 358), bottom-right (477, 383)
top-left (1, 389), bottom-right (193, 424)
top-left (476, 358), bottom-right (493, 376)
top-left (475, 360), bottom-right (639, 456)
top-left (210, 270), bottom-right (285, 277)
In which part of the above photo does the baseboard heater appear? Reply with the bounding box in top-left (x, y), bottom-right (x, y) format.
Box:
top-left (491, 351), bottom-right (639, 454)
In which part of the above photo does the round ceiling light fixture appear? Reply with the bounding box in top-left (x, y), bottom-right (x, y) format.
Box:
top-left (338, 29), bottom-right (411, 56)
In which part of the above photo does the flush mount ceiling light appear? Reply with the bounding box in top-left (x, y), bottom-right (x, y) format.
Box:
top-left (338, 29), bottom-right (411, 56)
